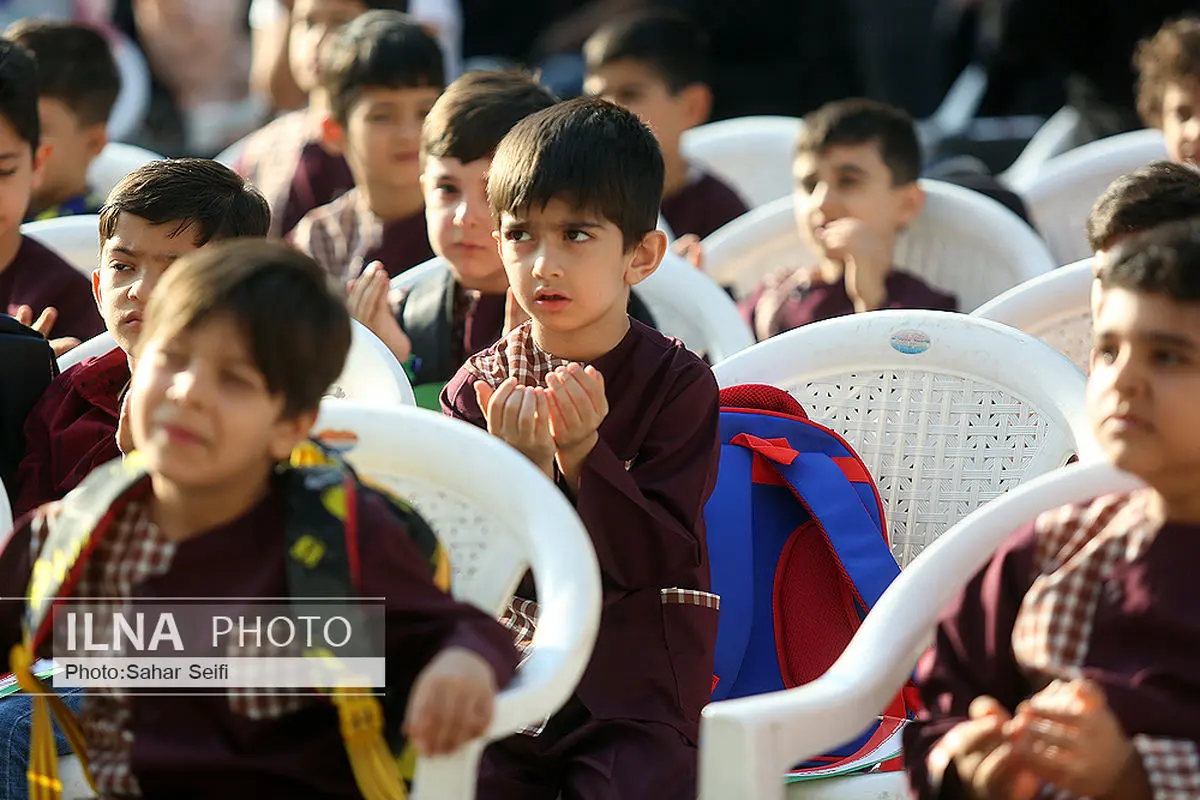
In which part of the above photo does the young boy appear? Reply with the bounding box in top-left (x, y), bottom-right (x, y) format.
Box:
top-left (236, 0), bottom-right (411, 239)
top-left (0, 239), bottom-right (517, 797)
top-left (14, 158), bottom-right (271, 518)
top-left (5, 18), bottom-right (119, 221)
top-left (0, 39), bottom-right (104, 342)
top-left (441, 97), bottom-right (721, 800)
top-left (290, 10), bottom-right (443, 283)
top-left (739, 98), bottom-right (957, 341)
top-left (583, 10), bottom-right (748, 241)
top-left (348, 69), bottom-right (555, 408)
top-left (1135, 16), bottom-right (1200, 166)
top-left (1088, 160), bottom-right (1200, 261)
top-left (904, 218), bottom-right (1200, 800)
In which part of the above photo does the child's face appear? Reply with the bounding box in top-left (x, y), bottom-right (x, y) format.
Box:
top-left (1160, 79), bottom-right (1200, 165)
top-left (421, 154), bottom-right (506, 291)
top-left (289, 0), bottom-right (367, 93)
top-left (93, 214), bottom-right (203, 356)
top-left (35, 98), bottom-right (106, 209)
top-left (131, 313), bottom-right (313, 491)
top-left (792, 142), bottom-right (921, 264)
top-left (1088, 286), bottom-right (1200, 483)
top-left (497, 198), bottom-right (662, 342)
top-left (340, 86), bottom-right (441, 196)
top-left (584, 59), bottom-right (706, 156)
top-left (0, 116), bottom-right (44, 234)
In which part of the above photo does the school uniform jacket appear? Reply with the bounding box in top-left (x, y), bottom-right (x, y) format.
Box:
top-left (904, 491), bottom-right (1200, 798)
top-left (0, 236), bottom-right (104, 340)
top-left (15, 345), bottom-right (128, 517)
top-left (441, 319), bottom-right (722, 743)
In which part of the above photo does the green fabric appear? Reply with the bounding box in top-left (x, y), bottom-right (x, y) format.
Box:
top-left (413, 382), bottom-right (446, 411)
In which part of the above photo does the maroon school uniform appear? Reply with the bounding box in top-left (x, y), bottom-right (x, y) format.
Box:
top-left (0, 235), bottom-right (104, 340)
top-left (0, 473), bottom-right (518, 798)
top-left (289, 188), bottom-right (433, 283)
top-left (441, 319), bottom-right (722, 800)
top-left (740, 266), bottom-right (958, 341)
top-left (234, 110), bottom-right (354, 238)
top-left (660, 169), bottom-right (749, 240)
top-left (904, 491), bottom-right (1200, 798)
top-left (14, 346), bottom-right (128, 517)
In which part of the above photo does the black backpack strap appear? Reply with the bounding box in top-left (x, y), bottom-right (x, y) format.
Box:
top-left (399, 268), bottom-right (457, 385)
top-left (0, 316), bottom-right (57, 501)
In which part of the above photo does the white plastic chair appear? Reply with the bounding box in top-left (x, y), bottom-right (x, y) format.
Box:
top-left (1009, 129), bottom-right (1168, 266)
top-left (712, 310), bottom-right (1098, 567)
top-left (56, 322), bottom-right (415, 405)
top-left (309, 401), bottom-right (601, 799)
top-left (21, 215), bottom-right (100, 277)
top-left (0, 475), bottom-right (12, 538)
top-left (680, 116), bottom-right (802, 209)
top-left (107, 30), bottom-right (152, 144)
top-left (703, 180), bottom-right (1056, 308)
top-left (215, 134), bottom-right (248, 169)
top-left (999, 106), bottom-right (1083, 189)
top-left (390, 255), bottom-right (754, 364)
top-left (698, 460), bottom-right (1142, 800)
top-left (972, 258), bottom-right (1095, 372)
top-left (86, 143), bottom-right (163, 199)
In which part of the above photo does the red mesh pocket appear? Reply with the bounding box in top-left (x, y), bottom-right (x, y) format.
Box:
top-left (720, 384), bottom-right (807, 418)
top-left (773, 521), bottom-right (861, 688)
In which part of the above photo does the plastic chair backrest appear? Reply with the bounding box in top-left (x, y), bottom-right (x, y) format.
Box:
top-left (86, 143), bottom-right (164, 199)
top-left (703, 180), bottom-right (1055, 309)
top-left (311, 401), bottom-right (601, 800)
top-left (1011, 129), bottom-right (1168, 265)
top-left (22, 215), bottom-right (100, 278)
top-left (680, 116), bottom-right (803, 208)
top-left (973, 258), bottom-right (1094, 372)
top-left (712, 309), bottom-right (1098, 567)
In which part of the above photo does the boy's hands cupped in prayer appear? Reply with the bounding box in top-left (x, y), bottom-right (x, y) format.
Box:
top-left (347, 261), bottom-right (412, 363)
top-left (927, 696), bottom-right (1039, 800)
top-left (546, 364), bottom-right (608, 490)
top-left (475, 377), bottom-right (556, 479)
top-left (817, 218), bottom-right (890, 313)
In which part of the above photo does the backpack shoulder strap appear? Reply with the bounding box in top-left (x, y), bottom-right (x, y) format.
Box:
top-left (400, 268), bottom-right (457, 386)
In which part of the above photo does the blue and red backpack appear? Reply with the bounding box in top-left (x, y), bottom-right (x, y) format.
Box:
top-left (704, 384), bottom-right (917, 775)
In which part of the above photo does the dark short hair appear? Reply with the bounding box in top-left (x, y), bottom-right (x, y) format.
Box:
top-left (488, 96), bottom-right (663, 251)
top-left (583, 10), bottom-right (709, 92)
top-left (5, 19), bottom-right (119, 128)
top-left (1134, 16), bottom-right (1200, 127)
top-left (420, 70), bottom-right (556, 166)
top-left (322, 10), bottom-right (444, 126)
top-left (1087, 161), bottom-right (1200, 253)
top-left (139, 240), bottom-right (351, 417)
top-left (0, 40), bottom-right (40, 151)
top-left (99, 159), bottom-right (271, 246)
top-left (1099, 218), bottom-right (1200, 303)
top-left (796, 98), bottom-right (922, 186)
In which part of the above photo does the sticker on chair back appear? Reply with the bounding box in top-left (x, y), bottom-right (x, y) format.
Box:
top-left (315, 429), bottom-right (359, 453)
top-left (889, 329), bottom-right (931, 355)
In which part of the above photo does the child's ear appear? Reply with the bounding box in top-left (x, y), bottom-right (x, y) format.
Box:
top-left (624, 229), bottom-right (669, 287)
top-left (895, 182), bottom-right (925, 230)
top-left (30, 143), bottom-right (50, 190)
top-left (92, 268), bottom-right (104, 310)
top-left (83, 123), bottom-right (109, 162)
top-left (272, 409), bottom-right (320, 461)
top-left (679, 82), bottom-right (713, 129)
top-left (319, 116), bottom-right (347, 156)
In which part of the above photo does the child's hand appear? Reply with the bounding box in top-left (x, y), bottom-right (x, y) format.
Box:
top-left (817, 218), bottom-right (890, 312)
top-left (671, 234), bottom-right (705, 270)
top-left (404, 646), bottom-right (497, 756)
top-left (927, 696), bottom-right (1039, 800)
top-left (347, 261), bottom-right (412, 363)
top-left (1010, 679), bottom-right (1145, 799)
top-left (474, 377), bottom-right (556, 477)
top-left (546, 364), bottom-right (608, 488)
top-left (12, 304), bottom-right (80, 356)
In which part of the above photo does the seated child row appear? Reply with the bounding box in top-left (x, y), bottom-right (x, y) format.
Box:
top-left (11, 91), bottom-right (1200, 800)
